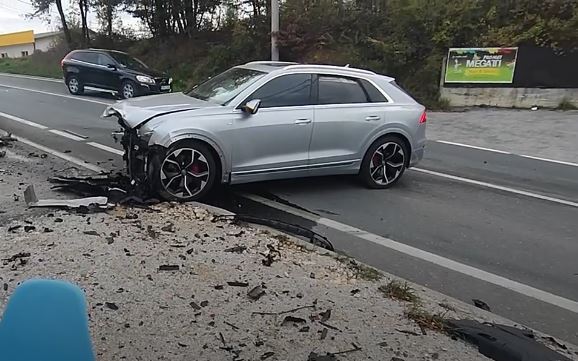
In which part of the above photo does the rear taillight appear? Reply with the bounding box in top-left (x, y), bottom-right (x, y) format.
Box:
top-left (419, 111), bottom-right (427, 124)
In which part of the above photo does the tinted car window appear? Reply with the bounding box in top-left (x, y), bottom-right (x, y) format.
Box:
top-left (249, 74), bottom-right (313, 108)
top-left (318, 75), bottom-right (368, 105)
top-left (359, 79), bottom-right (388, 102)
top-left (72, 51), bottom-right (99, 64)
top-left (96, 53), bottom-right (114, 66)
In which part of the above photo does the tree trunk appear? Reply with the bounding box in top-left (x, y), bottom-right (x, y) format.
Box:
top-left (55, 0), bottom-right (73, 49)
top-left (78, 0), bottom-right (90, 47)
top-left (106, 0), bottom-right (113, 37)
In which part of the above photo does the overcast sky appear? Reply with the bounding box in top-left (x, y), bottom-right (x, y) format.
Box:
top-left (0, 0), bottom-right (140, 35)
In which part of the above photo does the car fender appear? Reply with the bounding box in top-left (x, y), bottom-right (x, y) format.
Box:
top-left (152, 130), bottom-right (230, 183)
top-left (361, 123), bottom-right (415, 158)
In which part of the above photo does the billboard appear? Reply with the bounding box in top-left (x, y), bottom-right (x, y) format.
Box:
top-left (444, 47), bottom-right (518, 84)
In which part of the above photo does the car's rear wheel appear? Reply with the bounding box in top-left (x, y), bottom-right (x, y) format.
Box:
top-left (66, 75), bottom-right (84, 95)
top-left (149, 141), bottom-right (217, 202)
top-left (360, 135), bottom-right (408, 189)
top-left (120, 80), bottom-right (138, 99)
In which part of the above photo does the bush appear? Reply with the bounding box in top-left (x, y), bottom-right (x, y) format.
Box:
top-left (557, 98), bottom-right (577, 110)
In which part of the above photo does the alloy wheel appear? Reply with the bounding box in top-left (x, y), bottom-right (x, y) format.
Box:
top-left (123, 83), bottom-right (134, 98)
top-left (160, 148), bottom-right (210, 199)
top-left (68, 78), bottom-right (79, 93)
top-left (369, 142), bottom-right (405, 185)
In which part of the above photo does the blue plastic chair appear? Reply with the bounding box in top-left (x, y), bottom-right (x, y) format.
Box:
top-left (0, 279), bottom-right (95, 361)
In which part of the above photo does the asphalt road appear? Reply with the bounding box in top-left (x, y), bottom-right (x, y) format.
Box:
top-left (1, 73), bottom-right (578, 345)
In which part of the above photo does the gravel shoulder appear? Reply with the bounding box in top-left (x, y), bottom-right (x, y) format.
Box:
top-left (1, 135), bottom-right (576, 361)
top-left (428, 109), bottom-right (578, 163)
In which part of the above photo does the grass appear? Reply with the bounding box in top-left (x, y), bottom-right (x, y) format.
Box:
top-left (405, 303), bottom-right (448, 332)
top-left (378, 280), bottom-right (419, 303)
top-left (556, 98), bottom-right (577, 110)
top-left (0, 57), bottom-right (61, 79)
top-left (337, 257), bottom-right (383, 281)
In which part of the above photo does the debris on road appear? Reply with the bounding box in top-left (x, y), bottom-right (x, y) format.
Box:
top-left (24, 184), bottom-right (110, 211)
top-left (247, 285), bottom-right (266, 301)
top-left (447, 320), bottom-right (573, 361)
top-left (472, 299), bottom-right (491, 312)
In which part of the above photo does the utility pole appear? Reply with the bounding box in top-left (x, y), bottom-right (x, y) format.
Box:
top-left (271, 0), bottom-right (279, 61)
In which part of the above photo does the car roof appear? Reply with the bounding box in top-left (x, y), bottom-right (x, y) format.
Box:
top-left (240, 61), bottom-right (394, 81)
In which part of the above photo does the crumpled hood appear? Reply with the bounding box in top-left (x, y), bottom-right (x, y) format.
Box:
top-left (102, 92), bottom-right (212, 129)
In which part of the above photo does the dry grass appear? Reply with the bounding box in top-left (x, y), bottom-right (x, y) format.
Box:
top-left (405, 303), bottom-right (448, 332)
top-left (378, 280), bottom-right (419, 303)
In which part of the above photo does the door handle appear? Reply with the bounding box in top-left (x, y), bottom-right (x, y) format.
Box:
top-left (365, 115), bottom-right (381, 121)
top-left (295, 118), bottom-right (312, 124)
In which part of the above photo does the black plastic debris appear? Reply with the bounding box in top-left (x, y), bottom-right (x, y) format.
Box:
top-left (224, 245), bottom-right (247, 254)
top-left (247, 286), bottom-right (266, 300)
top-left (447, 319), bottom-right (572, 361)
top-left (8, 225), bottom-right (21, 233)
top-left (48, 173), bottom-right (159, 205)
top-left (472, 299), bottom-right (491, 312)
top-left (281, 315), bottom-right (307, 326)
top-left (214, 214), bottom-right (334, 251)
top-left (227, 281), bottom-right (249, 287)
top-left (261, 244), bottom-right (281, 267)
top-left (3, 252), bottom-right (31, 263)
top-left (260, 351), bottom-right (275, 360)
top-left (308, 352), bottom-right (337, 361)
top-left (158, 265), bottom-right (179, 271)
top-left (104, 302), bottom-right (119, 310)
top-left (320, 309), bottom-right (332, 322)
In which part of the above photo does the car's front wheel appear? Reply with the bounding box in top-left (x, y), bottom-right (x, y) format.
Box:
top-left (360, 135), bottom-right (408, 189)
top-left (149, 141), bottom-right (217, 202)
top-left (66, 75), bottom-right (84, 95)
top-left (120, 80), bottom-right (138, 99)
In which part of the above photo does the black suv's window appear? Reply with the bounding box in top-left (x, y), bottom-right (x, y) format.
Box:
top-left (71, 51), bottom-right (99, 64)
top-left (318, 75), bottom-right (369, 105)
top-left (96, 53), bottom-right (114, 66)
top-left (249, 74), bottom-right (313, 108)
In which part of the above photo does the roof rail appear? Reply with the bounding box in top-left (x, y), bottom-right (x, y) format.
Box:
top-left (283, 64), bottom-right (376, 75)
top-left (245, 61), bottom-right (297, 65)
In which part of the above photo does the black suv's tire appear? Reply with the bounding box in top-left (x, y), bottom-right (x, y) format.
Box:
top-left (66, 75), bottom-right (84, 95)
top-left (149, 141), bottom-right (217, 202)
top-left (120, 80), bottom-right (138, 99)
top-left (360, 135), bottom-right (409, 189)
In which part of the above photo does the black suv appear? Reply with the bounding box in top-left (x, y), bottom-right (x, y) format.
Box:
top-left (61, 49), bottom-right (172, 99)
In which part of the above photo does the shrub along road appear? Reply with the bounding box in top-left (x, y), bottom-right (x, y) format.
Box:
top-left (1, 73), bottom-right (578, 346)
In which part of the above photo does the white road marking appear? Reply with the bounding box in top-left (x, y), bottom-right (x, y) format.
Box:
top-left (10, 134), bottom-right (105, 173)
top-left (518, 154), bottom-right (578, 168)
top-left (433, 140), bottom-right (578, 168)
top-left (413, 168), bottom-right (578, 208)
top-left (244, 193), bottom-right (578, 314)
top-left (49, 129), bottom-right (85, 141)
top-left (434, 140), bottom-right (510, 154)
top-left (0, 111), bottom-right (48, 129)
top-left (0, 83), bottom-right (111, 105)
top-left (0, 72), bottom-right (62, 83)
top-left (87, 141), bottom-right (124, 156)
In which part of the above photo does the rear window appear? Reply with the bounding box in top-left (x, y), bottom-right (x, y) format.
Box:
top-left (318, 75), bottom-right (368, 105)
top-left (359, 79), bottom-right (388, 102)
top-left (70, 51), bottom-right (98, 64)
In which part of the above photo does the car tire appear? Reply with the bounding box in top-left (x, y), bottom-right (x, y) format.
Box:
top-left (120, 80), bottom-right (138, 99)
top-left (66, 75), bottom-right (84, 95)
top-left (149, 140), bottom-right (217, 202)
top-left (360, 135), bottom-right (409, 189)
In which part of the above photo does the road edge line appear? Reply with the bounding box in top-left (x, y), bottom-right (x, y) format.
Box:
top-left (242, 193), bottom-right (578, 315)
top-left (412, 167), bottom-right (578, 208)
top-left (1, 130), bottom-right (105, 173)
top-left (0, 72), bottom-right (62, 83)
top-left (0, 83), bottom-right (111, 105)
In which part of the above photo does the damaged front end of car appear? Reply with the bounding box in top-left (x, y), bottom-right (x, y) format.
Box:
top-left (103, 107), bottom-right (156, 188)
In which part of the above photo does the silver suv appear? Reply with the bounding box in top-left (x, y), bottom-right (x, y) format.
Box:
top-left (104, 61), bottom-right (426, 201)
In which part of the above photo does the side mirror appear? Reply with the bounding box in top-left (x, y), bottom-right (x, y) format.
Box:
top-left (242, 99), bottom-right (261, 114)
top-left (107, 64), bottom-right (117, 70)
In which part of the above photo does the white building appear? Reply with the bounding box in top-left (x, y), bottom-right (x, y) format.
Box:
top-left (0, 30), bottom-right (62, 59)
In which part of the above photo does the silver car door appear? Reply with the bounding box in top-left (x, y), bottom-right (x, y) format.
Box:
top-left (230, 73), bottom-right (314, 183)
top-left (309, 75), bottom-right (387, 172)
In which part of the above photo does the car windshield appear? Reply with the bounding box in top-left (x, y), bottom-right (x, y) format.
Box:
top-left (187, 67), bottom-right (266, 105)
top-left (108, 52), bottom-right (149, 71)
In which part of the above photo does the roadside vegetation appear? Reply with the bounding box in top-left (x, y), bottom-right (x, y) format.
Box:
top-left (7, 0), bottom-right (578, 106)
top-left (557, 98), bottom-right (578, 111)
